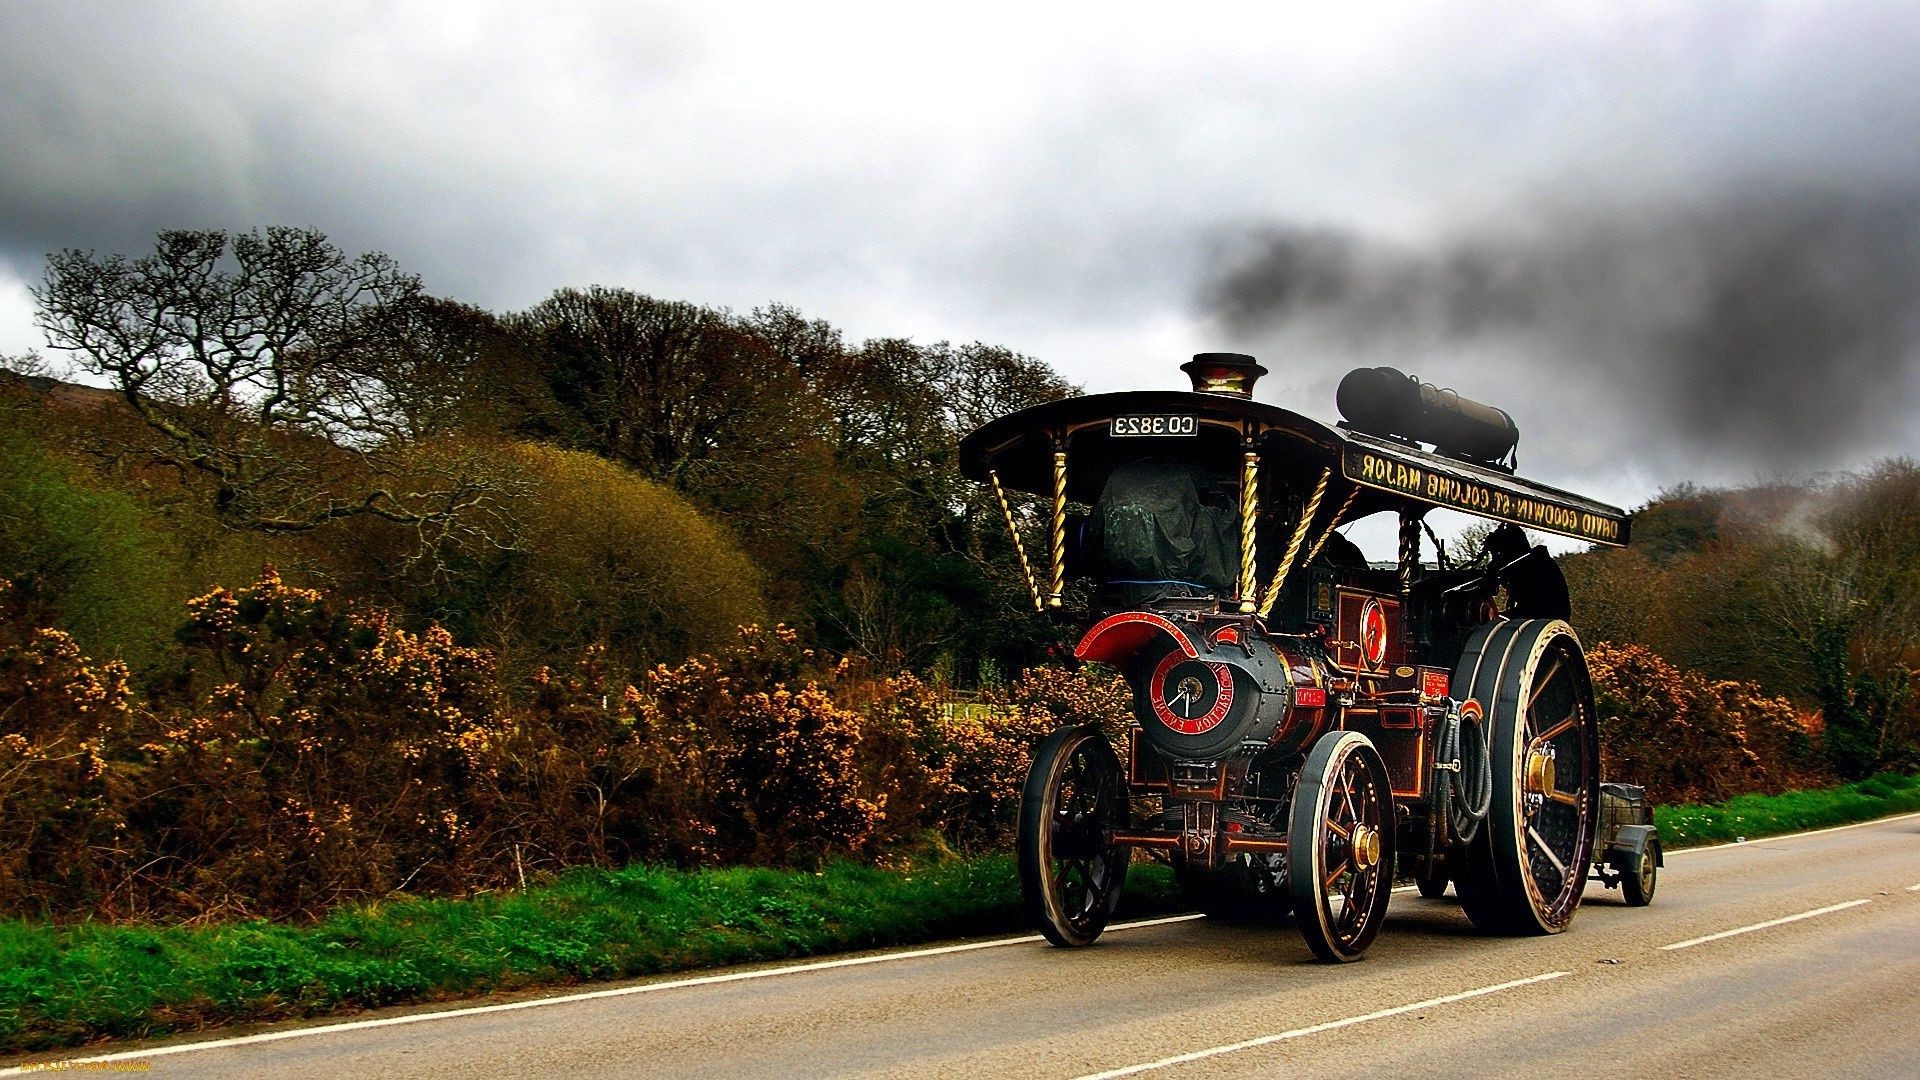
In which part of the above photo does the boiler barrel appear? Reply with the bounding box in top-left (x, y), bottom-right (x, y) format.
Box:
top-left (1336, 367), bottom-right (1519, 463)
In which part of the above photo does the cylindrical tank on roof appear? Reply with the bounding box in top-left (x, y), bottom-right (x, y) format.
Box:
top-left (1336, 366), bottom-right (1519, 463)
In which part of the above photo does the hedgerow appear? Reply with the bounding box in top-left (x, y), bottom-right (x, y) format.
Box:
top-left (0, 571), bottom-right (1828, 923)
top-left (0, 574), bottom-right (1127, 921)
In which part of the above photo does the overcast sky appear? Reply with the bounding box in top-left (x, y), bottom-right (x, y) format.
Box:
top-left (5, 1), bottom-right (1920, 515)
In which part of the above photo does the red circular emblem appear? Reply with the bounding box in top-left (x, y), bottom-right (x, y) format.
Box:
top-left (1149, 649), bottom-right (1235, 735)
top-left (1360, 599), bottom-right (1389, 669)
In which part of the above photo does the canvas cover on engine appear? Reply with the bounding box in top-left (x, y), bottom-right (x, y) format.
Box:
top-left (1088, 460), bottom-right (1236, 604)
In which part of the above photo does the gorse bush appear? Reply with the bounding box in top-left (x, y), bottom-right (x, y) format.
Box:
top-left (1588, 641), bottom-right (1825, 803)
top-left (0, 574), bottom-right (1102, 921)
top-left (0, 580), bottom-right (136, 916)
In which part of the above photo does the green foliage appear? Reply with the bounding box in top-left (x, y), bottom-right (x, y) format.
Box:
top-left (0, 417), bottom-right (181, 670)
top-left (487, 442), bottom-right (768, 674)
top-left (1655, 771), bottom-right (1920, 848)
top-left (0, 855), bottom-right (1181, 1052)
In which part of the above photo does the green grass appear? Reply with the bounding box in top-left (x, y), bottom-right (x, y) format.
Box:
top-left (5, 773), bottom-right (1918, 1056)
top-left (1654, 771), bottom-right (1920, 849)
top-left (0, 856), bottom-right (1179, 1055)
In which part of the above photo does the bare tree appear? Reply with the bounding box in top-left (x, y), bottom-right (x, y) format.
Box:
top-left (34, 228), bottom-right (513, 550)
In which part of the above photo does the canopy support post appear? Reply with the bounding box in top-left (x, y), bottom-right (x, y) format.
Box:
top-left (1257, 467), bottom-right (1331, 619)
top-left (1398, 509), bottom-right (1423, 595)
top-left (1048, 443), bottom-right (1068, 609)
top-left (1237, 445), bottom-right (1260, 613)
top-left (989, 468), bottom-right (1045, 613)
top-left (1301, 488), bottom-right (1360, 568)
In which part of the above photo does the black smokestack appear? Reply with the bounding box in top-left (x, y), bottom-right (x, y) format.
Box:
top-left (1205, 184), bottom-right (1920, 470)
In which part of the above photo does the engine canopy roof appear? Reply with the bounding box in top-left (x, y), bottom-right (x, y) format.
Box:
top-left (958, 389), bottom-right (1629, 547)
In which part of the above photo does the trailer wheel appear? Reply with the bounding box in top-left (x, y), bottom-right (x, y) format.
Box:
top-left (1451, 620), bottom-right (1600, 935)
top-left (1018, 725), bottom-right (1130, 946)
top-left (1623, 840), bottom-right (1659, 907)
top-left (1289, 731), bottom-right (1396, 962)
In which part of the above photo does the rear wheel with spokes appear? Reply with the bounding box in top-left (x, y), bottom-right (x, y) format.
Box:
top-left (1018, 725), bottom-right (1131, 946)
top-left (1452, 620), bottom-right (1600, 934)
top-left (1289, 731), bottom-right (1396, 962)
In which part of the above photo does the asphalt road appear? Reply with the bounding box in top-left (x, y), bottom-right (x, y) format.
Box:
top-left (10, 812), bottom-right (1919, 1079)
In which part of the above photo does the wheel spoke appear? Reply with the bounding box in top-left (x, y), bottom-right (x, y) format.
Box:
top-left (1339, 865), bottom-right (1369, 935)
top-left (1324, 818), bottom-right (1351, 840)
top-left (1323, 859), bottom-right (1350, 893)
top-left (1530, 711), bottom-right (1577, 748)
top-left (1525, 654), bottom-right (1565, 714)
top-left (1527, 825), bottom-right (1569, 879)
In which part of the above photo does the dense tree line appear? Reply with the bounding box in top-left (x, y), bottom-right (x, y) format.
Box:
top-left (16, 228), bottom-right (1074, 686)
top-left (1565, 463), bottom-right (1920, 779)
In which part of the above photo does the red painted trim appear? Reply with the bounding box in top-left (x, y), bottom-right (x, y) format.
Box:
top-left (1073, 611), bottom-right (1198, 663)
top-left (1148, 650), bottom-right (1234, 735)
top-left (1361, 598), bottom-right (1389, 669)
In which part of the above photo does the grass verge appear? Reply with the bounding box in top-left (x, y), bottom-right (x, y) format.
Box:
top-left (0, 856), bottom-right (1180, 1055)
top-left (1654, 771), bottom-right (1920, 849)
top-left (5, 772), bottom-right (1918, 1056)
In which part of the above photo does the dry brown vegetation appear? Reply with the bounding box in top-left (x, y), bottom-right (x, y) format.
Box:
top-left (0, 571), bottom-right (1123, 921)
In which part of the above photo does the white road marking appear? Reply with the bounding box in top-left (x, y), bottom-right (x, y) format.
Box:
top-left (1658, 899), bottom-right (1873, 951)
top-left (0, 914), bottom-right (1205, 1073)
top-left (1070, 971), bottom-right (1571, 1079)
top-left (1666, 810), bottom-right (1920, 857)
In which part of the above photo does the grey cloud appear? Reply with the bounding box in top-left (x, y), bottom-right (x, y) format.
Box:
top-left (1205, 184), bottom-right (1920, 478)
top-left (7, 2), bottom-right (1920, 507)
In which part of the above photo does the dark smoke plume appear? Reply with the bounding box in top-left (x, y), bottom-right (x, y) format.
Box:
top-left (1207, 186), bottom-right (1920, 470)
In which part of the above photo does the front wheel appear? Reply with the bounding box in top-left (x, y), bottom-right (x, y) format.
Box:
top-left (1289, 731), bottom-right (1396, 962)
top-left (1018, 725), bottom-right (1130, 946)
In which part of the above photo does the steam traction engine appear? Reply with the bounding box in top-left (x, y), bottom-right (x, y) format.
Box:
top-left (958, 355), bottom-right (1636, 961)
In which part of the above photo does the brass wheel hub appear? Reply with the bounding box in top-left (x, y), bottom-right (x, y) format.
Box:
top-left (1349, 824), bottom-right (1381, 871)
top-left (1525, 748), bottom-right (1556, 796)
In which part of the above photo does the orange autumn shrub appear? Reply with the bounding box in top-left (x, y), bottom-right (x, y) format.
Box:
top-left (1588, 641), bottom-right (1824, 804)
top-left (0, 579), bottom-right (137, 915)
top-left (996, 663), bottom-right (1133, 741)
top-left (0, 571), bottom-right (1115, 920)
top-left (132, 569), bottom-right (510, 916)
top-left (630, 627), bottom-right (881, 865)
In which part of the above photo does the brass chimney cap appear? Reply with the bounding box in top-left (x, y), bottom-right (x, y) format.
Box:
top-left (1181, 352), bottom-right (1267, 397)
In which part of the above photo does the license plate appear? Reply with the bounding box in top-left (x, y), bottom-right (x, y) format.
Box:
top-left (1111, 414), bottom-right (1198, 437)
